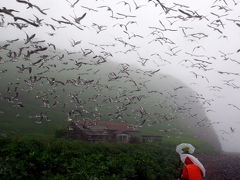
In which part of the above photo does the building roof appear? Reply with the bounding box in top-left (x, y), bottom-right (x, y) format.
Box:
top-left (73, 120), bottom-right (138, 132)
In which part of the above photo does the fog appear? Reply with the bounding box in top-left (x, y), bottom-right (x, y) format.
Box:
top-left (1, 0), bottom-right (240, 152)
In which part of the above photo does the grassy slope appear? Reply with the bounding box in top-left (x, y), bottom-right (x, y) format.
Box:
top-left (0, 41), bottom-right (219, 152)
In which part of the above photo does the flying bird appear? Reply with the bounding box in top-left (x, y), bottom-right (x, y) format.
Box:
top-left (228, 104), bottom-right (240, 110)
top-left (117, 1), bottom-right (132, 12)
top-left (192, 45), bottom-right (206, 52)
top-left (70, 39), bottom-right (81, 47)
top-left (66, 0), bottom-right (80, 8)
top-left (81, 6), bottom-right (98, 12)
top-left (132, 0), bottom-right (146, 10)
top-left (71, 12), bottom-right (87, 24)
top-left (24, 33), bottom-right (36, 44)
top-left (98, 6), bottom-right (114, 17)
top-left (16, 0), bottom-right (49, 15)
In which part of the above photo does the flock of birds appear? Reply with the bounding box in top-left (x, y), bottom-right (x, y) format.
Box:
top-left (0, 0), bottom-right (240, 141)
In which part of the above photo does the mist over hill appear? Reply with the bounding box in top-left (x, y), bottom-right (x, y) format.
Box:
top-left (0, 41), bottom-right (221, 149)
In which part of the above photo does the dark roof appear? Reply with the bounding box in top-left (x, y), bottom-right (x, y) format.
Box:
top-left (73, 120), bottom-right (138, 132)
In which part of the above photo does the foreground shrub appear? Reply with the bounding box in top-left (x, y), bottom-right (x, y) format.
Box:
top-left (0, 138), bottom-right (179, 180)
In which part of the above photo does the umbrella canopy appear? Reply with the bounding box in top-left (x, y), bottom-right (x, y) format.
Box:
top-left (176, 143), bottom-right (195, 154)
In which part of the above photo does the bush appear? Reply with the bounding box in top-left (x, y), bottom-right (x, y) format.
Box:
top-left (55, 127), bottom-right (68, 138)
top-left (0, 138), bottom-right (179, 180)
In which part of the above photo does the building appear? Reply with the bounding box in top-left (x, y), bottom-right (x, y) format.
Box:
top-left (68, 120), bottom-right (140, 143)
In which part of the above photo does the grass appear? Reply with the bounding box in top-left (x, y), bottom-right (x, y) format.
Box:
top-left (161, 136), bottom-right (218, 155)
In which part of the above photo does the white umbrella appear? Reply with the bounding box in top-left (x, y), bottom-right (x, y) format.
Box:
top-left (176, 143), bottom-right (195, 154)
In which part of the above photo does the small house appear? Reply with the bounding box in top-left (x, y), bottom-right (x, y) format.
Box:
top-left (68, 120), bottom-right (140, 143)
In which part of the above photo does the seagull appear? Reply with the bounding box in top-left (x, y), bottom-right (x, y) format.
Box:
top-left (66, 0), bottom-right (80, 8)
top-left (132, 0), bottom-right (146, 10)
top-left (16, 0), bottom-right (49, 15)
top-left (81, 6), bottom-right (98, 12)
top-left (117, 1), bottom-right (132, 12)
top-left (92, 23), bottom-right (107, 33)
top-left (116, 13), bottom-right (136, 18)
top-left (0, 7), bottom-right (39, 27)
top-left (24, 33), bottom-right (36, 44)
top-left (70, 39), bottom-right (81, 47)
top-left (0, 7), bottom-right (18, 15)
top-left (192, 45), bottom-right (206, 52)
top-left (33, 15), bottom-right (43, 25)
top-left (6, 39), bottom-right (19, 43)
top-left (228, 104), bottom-right (240, 110)
top-left (71, 12), bottom-right (87, 24)
top-left (98, 6), bottom-right (114, 16)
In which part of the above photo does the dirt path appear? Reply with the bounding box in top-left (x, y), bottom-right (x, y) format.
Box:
top-left (198, 153), bottom-right (240, 180)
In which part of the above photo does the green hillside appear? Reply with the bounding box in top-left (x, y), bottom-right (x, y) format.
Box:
top-left (0, 41), bottom-right (220, 150)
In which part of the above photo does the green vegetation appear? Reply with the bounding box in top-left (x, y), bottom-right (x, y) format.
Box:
top-left (0, 137), bottom-right (181, 180)
top-left (161, 136), bottom-right (217, 155)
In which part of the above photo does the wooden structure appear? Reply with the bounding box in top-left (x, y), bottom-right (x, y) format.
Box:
top-left (68, 120), bottom-right (140, 143)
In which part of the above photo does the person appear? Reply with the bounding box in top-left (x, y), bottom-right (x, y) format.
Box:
top-left (176, 143), bottom-right (206, 180)
top-left (180, 155), bottom-right (204, 180)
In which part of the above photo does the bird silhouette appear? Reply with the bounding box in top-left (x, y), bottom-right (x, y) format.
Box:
top-left (71, 12), bottom-right (87, 24)
top-left (117, 1), bottom-right (132, 12)
top-left (65, 0), bottom-right (80, 8)
top-left (16, 0), bottom-right (49, 15)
